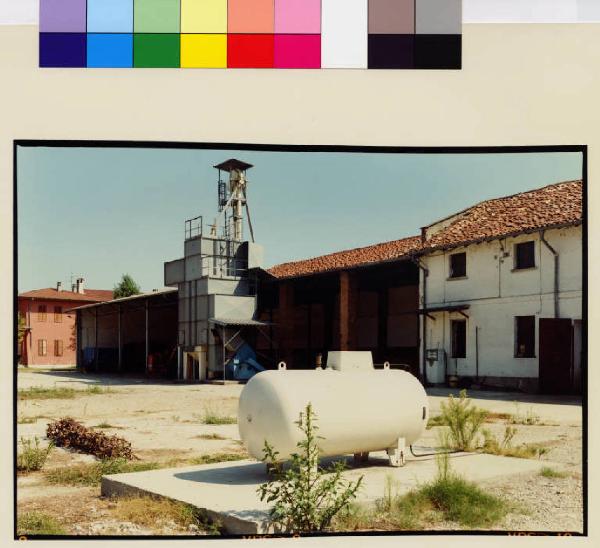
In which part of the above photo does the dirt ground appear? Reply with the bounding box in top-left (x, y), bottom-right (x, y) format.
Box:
top-left (16, 368), bottom-right (584, 536)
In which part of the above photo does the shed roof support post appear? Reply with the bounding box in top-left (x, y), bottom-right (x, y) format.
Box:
top-left (94, 307), bottom-right (98, 372)
top-left (145, 300), bottom-right (149, 375)
top-left (338, 271), bottom-right (357, 351)
top-left (118, 304), bottom-right (122, 372)
top-left (278, 281), bottom-right (294, 367)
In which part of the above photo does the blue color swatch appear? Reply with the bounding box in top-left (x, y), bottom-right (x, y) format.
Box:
top-left (87, 34), bottom-right (134, 68)
top-left (87, 0), bottom-right (134, 32)
top-left (39, 33), bottom-right (86, 67)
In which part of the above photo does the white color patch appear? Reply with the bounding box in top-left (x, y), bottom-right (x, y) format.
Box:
top-left (321, 0), bottom-right (368, 69)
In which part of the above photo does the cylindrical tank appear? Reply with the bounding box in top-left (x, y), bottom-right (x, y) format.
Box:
top-left (238, 368), bottom-right (428, 462)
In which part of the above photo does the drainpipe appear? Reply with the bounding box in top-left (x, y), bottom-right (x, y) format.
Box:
top-left (411, 255), bottom-right (429, 386)
top-left (540, 231), bottom-right (559, 318)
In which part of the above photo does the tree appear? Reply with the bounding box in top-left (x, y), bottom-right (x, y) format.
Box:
top-left (113, 274), bottom-right (141, 299)
top-left (17, 312), bottom-right (27, 346)
top-left (258, 403), bottom-right (363, 533)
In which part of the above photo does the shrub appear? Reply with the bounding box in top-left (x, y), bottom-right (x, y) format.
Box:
top-left (17, 436), bottom-right (54, 472)
top-left (17, 512), bottom-right (65, 536)
top-left (46, 417), bottom-right (133, 459)
top-left (440, 390), bottom-right (488, 451)
top-left (258, 403), bottom-right (363, 533)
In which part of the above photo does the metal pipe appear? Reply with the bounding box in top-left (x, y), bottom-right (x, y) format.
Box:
top-left (475, 326), bottom-right (479, 381)
top-left (410, 255), bottom-right (429, 386)
top-left (540, 231), bottom-right (559, 318)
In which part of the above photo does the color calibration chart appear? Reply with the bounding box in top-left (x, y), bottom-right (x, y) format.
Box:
top-left (39, 0), bottom-right (462, 69)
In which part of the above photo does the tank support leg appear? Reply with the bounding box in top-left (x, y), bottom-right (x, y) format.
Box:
top-left (387, 438), bottom-right (406, 467)
top-left (353, 452), bottom-right (369, 465)
top-left (266, 462), bottom-right (283, 476)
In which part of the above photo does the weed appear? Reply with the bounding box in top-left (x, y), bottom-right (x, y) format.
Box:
top-left (426, 415), bottom-right (446, 429)
top-left (17, 415), bottom-right (37, 424)
top-left (540, 467), bottom-right (567, 479)
top-left (17, 437), bottom-right (54, 472)
top-left (17, 512), bottom-right (65, 536)
top-left (111, 496), bottom-right (220, 534)
top-left (199, 404), bottom-right (237, 425)
top-left (18, 385), bottom-right (111, 401)
top-left (439, 390), bottom-right (488, 451)
top-left (45, 458), bottom-right (160, 487)
top-left (481, 426), bottom-right (550, 459)
top-left (509, 404), bottom-right (540, 425)
top-left (187, 452), bottom-right (247, 465)
top-left (258, 403), bottom-right (363, 533)
top-left (195, 433), bottom-right (227, 440)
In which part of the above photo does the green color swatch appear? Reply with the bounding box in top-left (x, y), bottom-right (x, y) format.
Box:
top-left (134, 0), bottom-right (180, 33)
top-left (134, 34), bottom-right (180, 68)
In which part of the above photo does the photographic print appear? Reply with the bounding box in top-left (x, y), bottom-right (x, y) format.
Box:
top-left (15, 143), bottom-right (585, 538)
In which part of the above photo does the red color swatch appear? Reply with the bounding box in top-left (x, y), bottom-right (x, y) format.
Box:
top-left (227, 34), bottom-right (274, 68)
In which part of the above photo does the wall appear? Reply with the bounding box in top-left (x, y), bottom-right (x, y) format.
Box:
top-left (420, 226), bottom-right (582, 384)
top-left (18, 298), bottom-right (82, 366)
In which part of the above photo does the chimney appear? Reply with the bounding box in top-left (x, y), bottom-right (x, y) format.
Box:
top-left (71, 283), bottom-right (76, 292)
top-left (76, 277), bottom-right (85, 294)
top-left (56, 281), bottom-right (62, 292)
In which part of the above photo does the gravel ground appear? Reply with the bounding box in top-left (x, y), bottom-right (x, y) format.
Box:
top-left (16, 369), bottom-right (585, 536)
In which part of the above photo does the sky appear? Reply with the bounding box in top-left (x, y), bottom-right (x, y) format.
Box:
top-left (16, 146), bottom-right (582, 293)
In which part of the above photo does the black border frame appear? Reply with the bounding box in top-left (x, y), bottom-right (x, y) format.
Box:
top-left (13, 140), bottom-right (588, 540)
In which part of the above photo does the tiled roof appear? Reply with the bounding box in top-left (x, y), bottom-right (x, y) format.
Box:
top-left (422, 180), bottom-right (582, 250)
top-left (268, 180), bottom-right (582, 279)
top-left (268, 236), bottom-right (422, 279)
top-left (18, 288), bottom-right (114, 303)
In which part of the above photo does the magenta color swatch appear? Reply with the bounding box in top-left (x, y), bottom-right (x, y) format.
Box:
top-left (275, 0), bottom-right (321, 34)
top-left (40, 0), bottom-right (87, 33)
top-left (274, 34), bottom-right (321, 68)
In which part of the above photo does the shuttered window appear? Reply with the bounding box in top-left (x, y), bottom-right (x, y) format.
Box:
top-left (38, 339), bottom-right (47, 356)
top-left (37, 305), bottom-right (47, 322)
top-left (54, 339), bottom-right (63, 357)
top-left (54, 306), bottom-right (63, 322)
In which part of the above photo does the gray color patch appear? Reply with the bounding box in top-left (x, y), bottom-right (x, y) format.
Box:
top-left (416, 0), bottom-right (462, 34)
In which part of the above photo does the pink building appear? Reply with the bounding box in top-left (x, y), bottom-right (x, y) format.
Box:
top-left (18, 279), bottom-right (113, 366)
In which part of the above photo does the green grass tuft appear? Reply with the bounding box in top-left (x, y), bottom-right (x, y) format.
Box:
top-left (17, 512), bottom-right (65, 536)
top-left (17, 437), bottom-right (53, 473)
top-left (540, 466), bottom-right (568, 478)
top-left (195, 433), bottom-right (227, 440)
top-left (18, 385), bottom-right (111, 401)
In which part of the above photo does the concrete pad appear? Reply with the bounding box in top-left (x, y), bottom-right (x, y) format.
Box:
top-left (101, 450), bottom-right (562, 534)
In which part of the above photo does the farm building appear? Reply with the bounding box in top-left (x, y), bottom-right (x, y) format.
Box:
top-left (72, 172), bottom-right (583, 394)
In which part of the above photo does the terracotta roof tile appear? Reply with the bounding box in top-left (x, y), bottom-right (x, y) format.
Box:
top-left (268, 236), bottom-right (422, 279)
top-left (18, 288), bottom-right (114, 303)
top-left (423, 180), bottom-right (582, 250)
top-left (268, 180), bottom-right (582, 279)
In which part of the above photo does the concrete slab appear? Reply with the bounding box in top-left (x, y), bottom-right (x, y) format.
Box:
top-left (101, 450), bottom-right (563, 534)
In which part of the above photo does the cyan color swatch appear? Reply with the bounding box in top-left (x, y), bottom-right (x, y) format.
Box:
top-left (87, 0), bottom-right (134, 33)
top-left (87, 34), bottom-right (134, 68)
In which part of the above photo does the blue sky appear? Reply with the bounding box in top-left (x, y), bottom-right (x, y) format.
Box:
top-left (17, 147), bottom-right (582, 292)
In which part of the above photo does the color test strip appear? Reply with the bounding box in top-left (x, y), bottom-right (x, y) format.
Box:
top-left (39, 0), bottom-right (461, 69)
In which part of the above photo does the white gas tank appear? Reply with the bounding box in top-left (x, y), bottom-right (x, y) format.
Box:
top-left (238, 352), bottom-right (429, 467)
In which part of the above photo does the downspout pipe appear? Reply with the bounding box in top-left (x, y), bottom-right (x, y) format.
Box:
top-left (411, 255), bottom-right (429, 386)
top-left (540, 231), bottom-right (559, 318)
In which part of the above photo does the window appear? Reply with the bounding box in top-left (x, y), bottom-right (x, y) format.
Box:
top-left (54, 306), bottom-right (63, 322)
top-left (515, 316), bottom-right (536, 358)
top-left (514, 241), bottom-right (535, 270)
top-left (37, 304), bottom-right (47, 322)
top-left (54, 339), bottom-right (63, 357)
top-left (451, 320), bottom-right (466, 358)
top-left (449, 252), bottom-right (467, 278)
top-left (37, 339), bottom-right (47, 356)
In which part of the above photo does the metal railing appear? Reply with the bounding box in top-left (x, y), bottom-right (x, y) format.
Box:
top-left (185, 215), bottom-right (203, 240)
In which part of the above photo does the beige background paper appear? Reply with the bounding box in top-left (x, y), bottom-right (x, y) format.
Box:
top-left (0, 23), bottom-right (598, 547)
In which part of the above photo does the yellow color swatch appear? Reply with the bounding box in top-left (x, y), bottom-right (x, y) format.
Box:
top-left (181, 0), bottom-right (228, 33)
top-left (181, 34), bottom-right (227, 68)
